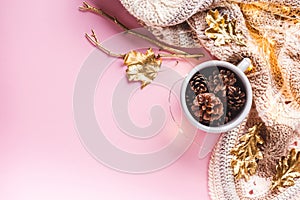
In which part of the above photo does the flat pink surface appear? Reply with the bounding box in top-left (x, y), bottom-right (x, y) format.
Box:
top-left (1, 0), bottom-right (211, 199)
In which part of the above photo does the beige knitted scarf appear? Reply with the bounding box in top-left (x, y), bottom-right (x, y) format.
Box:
top-left (120, 0), bottom-right (300, 199)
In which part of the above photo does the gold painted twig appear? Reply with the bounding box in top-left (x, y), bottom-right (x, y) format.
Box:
top-left (79, 1), bottom-right (204, 57)
top-left (85, 29), bottom-right (124, 58)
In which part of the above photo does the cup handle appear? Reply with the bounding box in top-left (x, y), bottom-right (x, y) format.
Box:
top-left (198, 58), bottom-right (251, 159)
top-left (237, 58), bottom-right (251, 72)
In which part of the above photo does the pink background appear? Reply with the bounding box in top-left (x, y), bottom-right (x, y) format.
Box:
top-left (1, 0), bottom-right (211, 199)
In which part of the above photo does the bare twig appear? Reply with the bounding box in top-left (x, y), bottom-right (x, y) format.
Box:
top-left (80, 1), bottom-right (121, 26)
top-left (79, 1), bottom-right (204, 57)
top-left (85, 30), bottom-right (124, 58)
top-left (86, 30), bottom-right (204, 60)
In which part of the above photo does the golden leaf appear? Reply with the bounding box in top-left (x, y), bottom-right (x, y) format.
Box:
top-left (123, 48), bottom-right (162, 89)
top-left (271, 148), bottom-right (300, 191)
top-left (230, 124), bottom-right (264, 181)
top-left (205, 10), bottom-right (246, 46)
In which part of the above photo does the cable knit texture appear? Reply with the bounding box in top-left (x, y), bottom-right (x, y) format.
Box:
top-left (120, 0), bottom-right (214, 26)
top-left (146, 22), bottom-right (201, 47)
top-left (120, 0), bottom-right (300, 199)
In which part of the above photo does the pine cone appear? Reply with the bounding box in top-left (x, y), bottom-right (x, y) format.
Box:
top-left (207, 69), bottom-right (237, 98)
top-left (191, 93), bottom-right (224, 122)
top-left (227, 86), bottom-right (246, 111)
top-left (189, 72), bottom-right (208, 95)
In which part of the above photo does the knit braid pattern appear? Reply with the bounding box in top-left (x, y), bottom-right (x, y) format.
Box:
top-left (120, 0), bottom-right (214, 27)
top-left (146, 22), bottom-right (201, 48)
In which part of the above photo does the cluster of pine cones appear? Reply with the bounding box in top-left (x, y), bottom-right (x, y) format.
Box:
top-left (186, 68), bottom-right (246, 126)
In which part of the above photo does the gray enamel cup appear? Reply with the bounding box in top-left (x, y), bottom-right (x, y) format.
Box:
top-left (180, 58), bottom-right (252, 157)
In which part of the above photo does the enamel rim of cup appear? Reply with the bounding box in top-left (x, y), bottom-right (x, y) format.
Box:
top-left (180, 60), bottom-right (252, 134)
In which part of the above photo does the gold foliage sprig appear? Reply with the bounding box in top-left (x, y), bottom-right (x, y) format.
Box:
top-left (230, 124), bottom-right (264, 181)
top-left (205, 9), bottom-right (246, 46)
top-left (86, 31), bottom-right (161, 88)
top-left (271, 148), bottom-right (300, 191)
top-left (86, 30), bottom-right (203, 89)
top-left (80, 1), bottom-right (204, 89)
